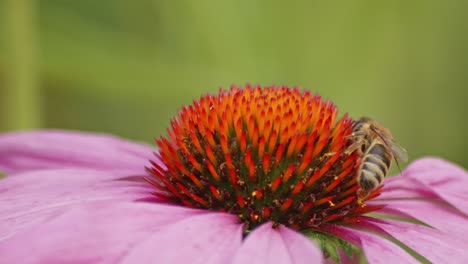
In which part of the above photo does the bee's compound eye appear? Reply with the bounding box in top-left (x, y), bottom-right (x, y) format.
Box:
top-left (353, 121), bottom-right (362, 130)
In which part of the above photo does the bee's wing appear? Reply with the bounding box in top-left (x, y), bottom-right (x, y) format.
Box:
top-left (370, 126), bottom-right (408, 162)
top-left (390, 143), bottom-right (408, 162)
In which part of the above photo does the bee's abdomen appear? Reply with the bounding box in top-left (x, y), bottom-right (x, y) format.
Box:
top-left (359, 143), bottom-right (392, 191)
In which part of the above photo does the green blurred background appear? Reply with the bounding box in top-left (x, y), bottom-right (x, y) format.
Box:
top-left (0, 1), bottom-right (466, 169)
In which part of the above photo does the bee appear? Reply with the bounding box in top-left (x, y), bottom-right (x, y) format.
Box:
top-left (345, 117), bottom-right (408, 202)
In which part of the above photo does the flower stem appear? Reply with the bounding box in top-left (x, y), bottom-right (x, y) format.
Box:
top-left (1, 0), bottom-right (42, 130)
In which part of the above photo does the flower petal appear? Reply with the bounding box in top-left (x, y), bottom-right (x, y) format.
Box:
top-left (0, 202), bottom-right (203, 263)
top-left (0, 169), bottom-right (154, 240)
top-left (120, 213), bottom-right (243, 263)
top-left (378, 175), bottom-right (436, 200)
top-left (0, 130), bottom-right (156, 175)
top-left (373, 199), bottom-right (468, 240)
top-left (405, 156), bottom-right (463, 173)
top-left (344, 158), bottom-right (468, 262)
top-left (379, 157), bottom-right (468, 214)
top-left (279, 226), bottom-right (324, 264)
top-left (232, 222), bottom-right (323, 264)
top-left (357, 217), bottom-right (468, 263)
top-left (321, 224), bottom-right (419, 264)
top-left (404, 157), bottom-right (468, 213)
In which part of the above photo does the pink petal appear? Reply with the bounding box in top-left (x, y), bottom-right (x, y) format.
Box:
top-left (334, 157), bottom-right (468, 262)
top-left (378, 176), bottom-right (437, 200)
top-left (0, 169), bottom-right (155, 239)
top-left (372, 199), bottom-right (468, 240)
top-left (120, 213), bottom-right (243, 263)
top-left (321, 224), bottom-right (419, 264)
top-left (405, 156), bottom-right (464, 173)
top-left (0, 130), bottom-right (156, 175)
top-left (0, 168), bottom-right (244, 263)
top-left (404, 157), bottom-right (468, 213)
top-left (357, 217), bottom-right (468, 263)
top-left (232, 222), bottom-right (323, 264)
top-left (379, 157), bottom-right (468, 213)
top-left (0, 202), bottom-right (203, 263)
top-left (279, 226), bottom-right (324, 264)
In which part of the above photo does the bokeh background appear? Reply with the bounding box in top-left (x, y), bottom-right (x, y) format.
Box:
top-left (0, 1), bottom-right (466, 169)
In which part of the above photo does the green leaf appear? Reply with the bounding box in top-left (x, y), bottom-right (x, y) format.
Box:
top-left (303, 229), bottom-right (359, 263)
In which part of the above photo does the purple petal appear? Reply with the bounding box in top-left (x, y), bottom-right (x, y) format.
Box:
top-left (0, 168), bottom-right (244, 263)
top-left (373, 199), bottom-right (468, 240)
top-left (0, 169), bottom-right (155, 239)
top-left (404, 157), bottom-right (468, 213)
top-left (405, 156), bottom-right (464, 173)
top-left (378, 175), bottom-right (437, 200)
top-left (339, 157), bottom-right (468, 262)
top-left (357, 217), bottom-right (468, 263)
top-left (0, 130), bottom-right (156, 175)
top-left (380, 157), bottom-right (468, 213)
top-left (232, 222), bottom-right (323, 264)
top-left (279, 226), bottom-right (325, 264)
top-left (0, 202), bottom-right (203, 263)
top-left (120, 213), bottom-right (243, 263)
top-left (321, 224), bottom-right (419, 264)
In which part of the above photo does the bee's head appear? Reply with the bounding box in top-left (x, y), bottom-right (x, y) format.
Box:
top-left (352, 117), bottom-right (372, 131)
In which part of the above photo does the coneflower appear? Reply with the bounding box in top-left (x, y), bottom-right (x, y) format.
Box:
top-left (0, 85), bottom-right (466, 263)
top-left (149, 85), bottom-right (379, 233)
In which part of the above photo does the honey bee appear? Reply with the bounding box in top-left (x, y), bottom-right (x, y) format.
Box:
top-left (345, 117), bottom-right (408, 202)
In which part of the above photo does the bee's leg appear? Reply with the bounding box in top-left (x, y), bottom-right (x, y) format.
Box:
top-left (357, 189), bottom-right (369, 205)
top-left (324, 136), bottom-right (366, 158)
top-left (344, 139), bottom-right (364, 155)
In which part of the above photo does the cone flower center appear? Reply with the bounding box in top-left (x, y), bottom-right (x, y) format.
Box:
top-left (147, 85), bottom-right (382, 231)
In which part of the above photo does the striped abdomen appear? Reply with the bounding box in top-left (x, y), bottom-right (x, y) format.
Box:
top-left (358, 142), bottom-right (392, 192)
